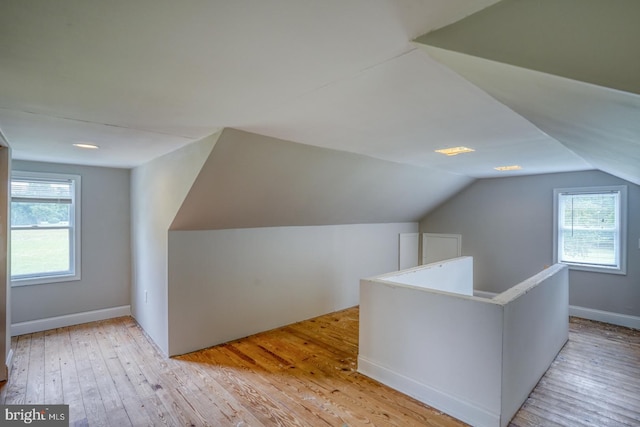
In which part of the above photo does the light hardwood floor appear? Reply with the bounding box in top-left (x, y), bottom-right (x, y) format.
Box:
top-left (0, 307), bottom-right (638, 426)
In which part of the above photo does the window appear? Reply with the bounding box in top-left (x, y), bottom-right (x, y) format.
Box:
top-left (553, 186), bottom-right (627, 274)
top-left (11, 171), bottom-right (81, 286)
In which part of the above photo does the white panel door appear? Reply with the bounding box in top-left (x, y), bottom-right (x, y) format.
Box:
top-left (422, 233), bottom-right (461, 264)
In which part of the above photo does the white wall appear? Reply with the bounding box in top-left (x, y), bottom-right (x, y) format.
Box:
top-left (359, 275), bottom-right (504, 427)
top-left (358, 261), bottom-right (568, 427)
top-left (11, 160), bottom-right (131, 324)
top-left (130, 133), bottom-right (219, 355)
top-left (379, 256), bottom-right (473, 295)
top-left (167, 222), bottom-right (417, 356)
top-left (499, 265), bottom-right (569, 425)
top-left (171, 128), bottom-right (473, 230)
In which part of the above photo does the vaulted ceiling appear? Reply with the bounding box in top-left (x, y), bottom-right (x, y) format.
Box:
top-left (1, 1), bottom-right (638, 225)
top-left (414, 0), bottom-right (640, 185)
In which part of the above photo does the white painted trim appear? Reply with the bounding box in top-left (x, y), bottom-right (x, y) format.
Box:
top-left (11, 171), bottom-right (83, 286)
top-left (11, 305), bottom-right (131, 336)
top-left (399, 233), bottom-right (420, 270)
top-left (4, 348), bottom-right (13, 381)
top-left (473, 290), bottom-right (498, 299)
top-left (569, 305), bottom-right (640, 330)
top-left (553, 186), bottom-right (628, 276)
top-left (358, 356), bottom-right (499, 427)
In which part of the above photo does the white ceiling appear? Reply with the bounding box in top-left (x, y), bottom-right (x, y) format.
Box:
top-left (1, 0), bottom-right (597, 179)
top-left (413, 0), bottom-right (640, 185)
top-left (238, 48), bottom-right (590, 178)
top-left (422, 46), bottom-right (640, 185)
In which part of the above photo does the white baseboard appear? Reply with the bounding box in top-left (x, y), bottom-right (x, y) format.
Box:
top-left (11, 305), bottom-right (131, 336)
top-left (473, 290), bottom-right (639, 330)
top-left (358, 356), bottom-right (499, 427)
top-left (569, 305), bottom-right (640, 330)
top-left (4, 348), bottom-right (13, 381)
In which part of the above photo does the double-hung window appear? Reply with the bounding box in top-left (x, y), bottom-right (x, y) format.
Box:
top-left (11, 171), bottom-right (81, 286)
top-left (553, 186), bottom-right (627, 274)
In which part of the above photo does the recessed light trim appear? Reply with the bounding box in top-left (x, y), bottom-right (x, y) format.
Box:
top-left (435, 146), bottom-right (475, 156)
top-left (494, 165), bottom-right (522, 171)
top-left (73, 143), bottom-right (100, 149)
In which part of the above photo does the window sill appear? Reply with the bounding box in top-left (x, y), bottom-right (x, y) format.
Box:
top-left (563, 262), bottom-right (626, 275)
top-left (11, 273), bottom-right (81, 287)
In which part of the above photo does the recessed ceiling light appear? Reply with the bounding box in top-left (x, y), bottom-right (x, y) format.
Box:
top-left (73, 143), bottom-right (100, 149)
top-left (435, 146), bottom-right (475, 156)
top-left (494, 165), bottom-right (522, 171)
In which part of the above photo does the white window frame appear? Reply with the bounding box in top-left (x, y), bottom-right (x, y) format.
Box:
top-left (553, 185), bottom-right (627, 275)
top-left (11, 171), bottom-right (82, 286)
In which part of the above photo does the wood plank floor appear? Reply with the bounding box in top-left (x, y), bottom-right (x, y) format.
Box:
top-left (0, 308), bottom-right (638, 426)
top-left (511, 317), bottom-right (640, 427)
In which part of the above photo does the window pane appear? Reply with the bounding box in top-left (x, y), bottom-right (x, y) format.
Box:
top-left (562, 193), bottom-right (616, 229)
top-left (11, 171), bottom-right (81, 285)
top-left (11, 179), bottom-right (72, 200)
top-left (11, 201), bottom-right (71, 227)
top-left (560, 229), bottom-right (616, 266)
top-left (557, 189), bottom-right (621, 270)
top-left (11, 228), bottom-right (70, 276)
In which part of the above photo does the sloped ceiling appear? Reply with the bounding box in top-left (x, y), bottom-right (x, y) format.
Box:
top-left (170, 128), bottom-right (472, 230)
top-left (416, 0), bottom-right (640, 95)
top-left (238, 48), bottom-right (590, 178)
top-left (415, 0), bottom-right (640, 185)
top-left (0, 0), bottom-right (502, 168)
top-left (1, 1), bottom-right (637, 229)
top-left (418, 47), bottom-right (640, 185)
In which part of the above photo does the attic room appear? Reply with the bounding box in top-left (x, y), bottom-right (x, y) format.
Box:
top-left (0, 1), bottom-right (638, 426)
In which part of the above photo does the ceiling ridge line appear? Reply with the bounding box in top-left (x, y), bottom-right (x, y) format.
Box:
top-left (241, 46), bottom-right (420, 124)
